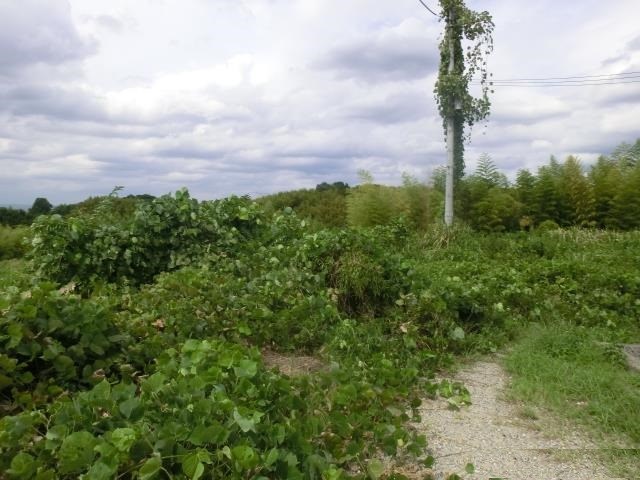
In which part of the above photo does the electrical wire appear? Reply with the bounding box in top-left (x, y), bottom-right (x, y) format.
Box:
top-left (482, 71), bottom-right (640, 82)
top-left (416, 0), bottom-right (440, 17)
top-left (478, 80), bottom-right (640, 88)
top-left (468, 71), bottom-right (640, 87)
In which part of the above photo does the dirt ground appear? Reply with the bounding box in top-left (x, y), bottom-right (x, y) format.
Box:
top-left (414, 360), bottom-right (626, 480)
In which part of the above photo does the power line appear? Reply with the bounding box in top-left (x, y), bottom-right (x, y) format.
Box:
top-left (469, 71), bottom-right (640, 87)
top-left (416, 0), bottom-right (440, 17)
top-left (478, 79), bottom-right (640, 88)
top-left (485, 71), bottom-right (640, 82)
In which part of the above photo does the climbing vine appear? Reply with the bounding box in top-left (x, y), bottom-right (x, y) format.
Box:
top-left (434, 0), bottom-right (494, 178)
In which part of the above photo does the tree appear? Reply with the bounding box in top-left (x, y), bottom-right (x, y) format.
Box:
top-left (560, 156), bottom-right (595, 227)
top-left (475, 153), bottom-right (507, 187)
top-left (434, 0), bottom-right (494, 226)
top-left (589, 156), bottom-right (621, 228)
top-left (611, 163), bottom-right (640, 229)
top-left (29, 197), bottom-right (52, 217)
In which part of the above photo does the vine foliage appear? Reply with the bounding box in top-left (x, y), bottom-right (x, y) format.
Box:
top-left (434, 0), bottom-right (494, 179)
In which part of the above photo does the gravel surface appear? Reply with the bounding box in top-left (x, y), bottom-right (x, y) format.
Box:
top-left (414, 360), bottom-right (624, 480)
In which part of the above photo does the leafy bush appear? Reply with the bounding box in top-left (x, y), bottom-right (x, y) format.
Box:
top-left (0, 226), bottom-right (29, 260)
top-left (0, 337), bottom-right (431, 479)
top-left (29, 190), bottom-right (265, 288)
top-left (0, 283), bottom-right (131, 411)
top-left (537, 219), bottom-right (560, 231)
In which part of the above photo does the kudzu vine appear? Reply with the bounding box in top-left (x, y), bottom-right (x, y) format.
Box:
top-left (434, 0), bottom-right (494, 179)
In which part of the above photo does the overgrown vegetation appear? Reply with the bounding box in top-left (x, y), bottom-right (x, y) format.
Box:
top-left (258, 139), bottom-right (640, 235)
top-left (0, 188), bottom-right (638, 479)
top-left (0, 226), bottom-right (29, 260)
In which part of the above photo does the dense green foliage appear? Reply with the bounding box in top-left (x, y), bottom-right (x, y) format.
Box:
top-left (1, 189), bottom-right (639, 479)
top-left (258, 183), bottom-right (349, 228)
top-left (0, 208), bottom-right (32, 227)
top-left (0, 226), bottom-right (29, 260)
top-left (256, 140), bottom-right (640, 234)
top-left (29, 190), bottom-right (263, 288)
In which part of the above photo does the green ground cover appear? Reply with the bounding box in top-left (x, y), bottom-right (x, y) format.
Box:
top-left (0, 191), bottom-right (638, 479)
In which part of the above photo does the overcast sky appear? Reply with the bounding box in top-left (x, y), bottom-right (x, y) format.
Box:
top-left (1, 0), bottom-right (639, 204)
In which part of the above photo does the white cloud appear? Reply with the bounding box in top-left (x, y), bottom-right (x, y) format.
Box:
top-left (0, 0), bottom-right (639, 204)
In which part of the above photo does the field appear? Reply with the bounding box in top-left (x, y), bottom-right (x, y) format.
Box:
top-left (1, 191), bottom-right (639, 479)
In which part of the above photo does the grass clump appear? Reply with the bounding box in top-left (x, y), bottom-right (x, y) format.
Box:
top-left (505, 322), bottom-right (640, 476)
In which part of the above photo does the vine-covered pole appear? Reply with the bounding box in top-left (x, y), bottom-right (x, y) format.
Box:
top-left (444, 6), bottom-right (456, 227)
top-left (434, 0), bottom-right (494, 226)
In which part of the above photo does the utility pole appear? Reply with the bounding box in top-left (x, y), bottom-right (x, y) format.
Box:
top-left (444, 7), bottom-right (456, 227)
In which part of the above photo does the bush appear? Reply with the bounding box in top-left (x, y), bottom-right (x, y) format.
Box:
top-left (0, 226), bottom-right (29, 260)
top-left (537, 219), bottom-right (560, 231)
top-left (29, 190), bottom-right (266, 288)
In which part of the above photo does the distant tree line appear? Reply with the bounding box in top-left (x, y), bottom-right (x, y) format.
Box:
top-left (448, 139), bottom-right (640, 231)
top-left (258, 182), bottom-right (350, 227)
top-left (259, 139), bottom-right (640, 232)
top-left (0, 194), bottom-right (156, 226)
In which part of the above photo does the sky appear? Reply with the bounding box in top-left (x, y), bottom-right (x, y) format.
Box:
top-left (0, 0), bottom-right (639, 205)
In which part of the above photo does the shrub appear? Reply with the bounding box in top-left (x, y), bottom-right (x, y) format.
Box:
top-left (0, 226), bottom-right (29, 260)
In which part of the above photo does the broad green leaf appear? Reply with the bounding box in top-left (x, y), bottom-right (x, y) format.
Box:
top-left (52, 355), bottom-right (75, 375)
top-left (231, 445), bottom-right (258, 470)
top-left (138, 455), bottom-right (162, 480)
top-left (233, 359), bottom-right (257, 378)
top-left (7, 452), bottom-right (36, 479)
top-left (142, 372), bottom-right (166, 394)
top-left (84, 460), bottom-right (117, 480)
top-left (182, 453), bottom-right (205, 480)
top-left (110, 427), bottom-right (137, 452)
top-left (58, 431), bottom-right (97, 474)
top-left (233, 409), bottom-right (256, 433)
top-left (88, 379), bottom-right (111, 401)
top-left (367, 458), bottom-right (384, 479)
top-left (451, 327), bottom-right (465, 341)
top-left (119, 397), bottom-right (143, 420)
top-left (264, 447), bottom-right (279, 467)
top-left (465, 462), bottom-right (475, 474)
top-left (188, 423), bottom-right (228, 446)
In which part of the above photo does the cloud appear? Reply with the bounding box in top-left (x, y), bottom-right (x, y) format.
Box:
top-left (0, 84), bottom-right (107, 121)
top-left (85, 14), bottom-right (126, 33)
top-left (315, 19), bottom-right (439, 83)
top-left (1, 0), bottom-right (640, 205)
top-left (0, 0), bottom-right (96, 75)
top-left (339, 91), bottom-right (432, 124)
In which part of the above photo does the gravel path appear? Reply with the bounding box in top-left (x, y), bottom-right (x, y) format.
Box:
top-left (414, 360), bottom-right (623, 480)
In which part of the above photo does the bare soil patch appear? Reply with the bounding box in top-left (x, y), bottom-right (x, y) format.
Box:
top-left (261, 349), bottom-right (326, 377)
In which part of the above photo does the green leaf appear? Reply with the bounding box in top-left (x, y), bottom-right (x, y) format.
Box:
top-left (233, 359), bottom-right (257, 378)
top-left (119, 397), bottom-right (143, 420)
top-left (110, 427), bottom-right (137, 452)
top-left (188, 422), bottom-right (229, 446)
top-left (182, 453), bottom-right (205, 480)
top-left (84, 460), bottom-right (118, 480)
top-left (233, 409), bottom-right (256, 433)
top-left (451, 327), bottom-right (465, 341)
top-left (231, 445), bottom-right (258, 470)
top-left (88, 379), bottom-right (111, 401)
top-left (366, 458), bottom-right (385, 479)
top-left (53, 355), bottom-right (75, 376)
top-left (138, 455), bottom-right (162, 480)
top-left (465, 462), bottom-right (475, 474)
top-left (264, 447), bottom-right (279, 467)
top-left (58, 431), bottom-right (97, 474)
top-left (142, 372), bottom-right (166, 394)
top-left (7, 452), bottom-right (36, 479)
